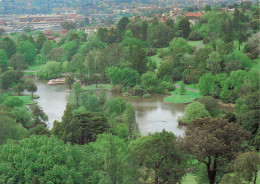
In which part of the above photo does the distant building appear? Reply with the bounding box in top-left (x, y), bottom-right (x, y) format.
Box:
top-left (184, 12), bottom-right (204, 25)
top-left (170, 8), bottom-right (182, 17)
top-left (195, 0), bottom-right (208, 9)
top-left (77, 27), bottom-right (99, 34)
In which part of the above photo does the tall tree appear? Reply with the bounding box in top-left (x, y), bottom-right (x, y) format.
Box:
top-left (178, 19), bottom-right (191, 39)
top-left (0, 49), bottom-right (8, 72)
top-left (129, 130), bottom-right (188, 184)
top-left (17, 41), bottom-right (36, 64)
top-left (130, 43), bottom-right (147, 74)
top-left (27, 82), bottom-right (37, 98)
top-left (233, 152), bottom-right (260, 184)
top-left (35, 32), bottom-right (46, 51)
top-left (183, 117), bottom-right (251, 184)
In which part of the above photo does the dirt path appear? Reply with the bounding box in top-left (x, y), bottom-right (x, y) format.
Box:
top-left (196, 42), bottom-right (203, 51)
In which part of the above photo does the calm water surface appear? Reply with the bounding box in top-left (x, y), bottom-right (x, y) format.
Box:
top-left (35, 80), bottom-right (186, 136)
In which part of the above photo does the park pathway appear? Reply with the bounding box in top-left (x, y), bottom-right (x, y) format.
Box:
top-left (196, 42), bottom-right (204, 51)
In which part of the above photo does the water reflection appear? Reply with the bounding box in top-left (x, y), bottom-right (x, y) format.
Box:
top-left (35, 80), bottom-right (186, 136)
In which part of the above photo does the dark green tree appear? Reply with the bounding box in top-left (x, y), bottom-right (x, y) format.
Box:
top-left (183, 117), bottom-right (251, 184)
top-left (129, 130), bottom-right (188, 184)
top-left (178, 19), bottom-right (191, 39)
top-left (36, 32), bottom-right (46, 51)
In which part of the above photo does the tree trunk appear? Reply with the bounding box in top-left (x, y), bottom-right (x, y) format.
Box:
top-left (253, 170), bottom-right (258, 184)
top-left (207, 156), bottom-right (217, 184)
top-left (31, 92), bottom-right (33, 98)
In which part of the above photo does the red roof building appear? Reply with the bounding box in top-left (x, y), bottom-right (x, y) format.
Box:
top-left (184, 12), bottom-right (203, 19)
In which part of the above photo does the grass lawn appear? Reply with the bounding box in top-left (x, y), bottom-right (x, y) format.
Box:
top-left (187, 40), bottom-right (203, 47)
top-left (182, 174), bottom-right (198, 184)
top-left (82, 84), bottom-right (111, 90)
top-left (164, 90), bottom-right (201, 103)
top-left (176, 81), bottom-right (199, 91)
top-left (16, 94), bottom-right (39, 105)
top-left (23, 62), bottom-right (45, 76)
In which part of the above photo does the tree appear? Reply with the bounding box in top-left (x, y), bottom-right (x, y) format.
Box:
top-left (41, 40), bottom-right (55, 60)
top-left (184, 101), bottom-right (210, 122)
top-left (129, 130), bottom-right (188, 184)
top-left (0, 135), bottom-right (96, 183)
top-left (30, 105), bottom-right (48, 127)
top-left (49, 47), bottom-right (64, 62)
top-left (147, 23), bottom-right (174, 48)
top-left (178, 19), bottom-right (191, 38)
top-left (198, 73), bottom-right (216, 96)
top-left (180, 81), bottom-right (186, 95)
top-left (233, 152), bottom-right (260, 184)
top-left (233, 9), bottom-right (248, 50)
top-left (35, 32), bottom-right (46, 51)
top-left (198, 96), bottom-right (218, 115)
top-left (206, 51), bottom-right (222, 75)
top-left (169, 37), bottom-right (191, 57)
top-left (0, 70), bottom-right (23, 90)
top-left (87, 133), bottom-right (140, 184)
top-left (65, 74), bottom-right (75, 90)
top-left (4, 96), bottom-right (24, 108)
top-left (117, 17), bottom-right (130, 35)
top-left (17, 41), bottom-right (36, 64)
top-left (14, 83), bottom-right (25, 96)
top-left (124, 103), bottom-right (139, 138)
top-left (204, 5), bottom-right (212, 12)
top-left (0, 111), bottom-right (27, 144)
top-left (8, 53), bottom-right (26, 70)
top-left (68, 82), bottom-right (83, 108)
top-left (3, 37), bottom-right (16, 58)
top-left (130, 43), bottom-right (147, 74)
top-left (183, 117), bottom-right (251, 184)
top-left (63, 41), bottom-right (78, 61)
top-left (53, 103), bottom-right (110, 144)
top-left (27, 82), bottom-right (37, 98)
top-left (11, 106), bottom-right (33, 129)
top-left (0, 49), bottom-right (8, 72)
top-left (37, 61), bottom-right (62, 80)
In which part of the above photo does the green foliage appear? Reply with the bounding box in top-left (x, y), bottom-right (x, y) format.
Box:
top-left (147, 23), bottom-right (174, 48)
top-left (11, 106), bottom-right (33, 128)
top-left (86, 133), bottom-right (140, 184)
top-left (64, 41), bottom-right (78, 61)
top-left (0, 111), bottom-right (27, 144)
top-left (233, 152), bottom-right (260, 184)
top-left (0, 49), bottom-right (8, 71)
top-left (53, 104), bottom-right (109, 144)
top-left (184, 117), bottom-right (251, 184)
top-left (169, 37), bottom-right (191, 56)
top-left (37, 61), bottom-right (62, 79)
top-left (178, 19), bottom-right (191, 38)
top-left (198, 96), bottom-right (219, 115)
top-left (184, 101), bottom-right (210, 122)
top-left (17, 41), bottom-right (36, 63)
top-left (180, 81), bottom-right (186, 95)
top-left (8, 53), bottom-right (26, 70)
top-left (198, 73), bottom-right (216, 96)
top-left (4, 96), bottom-right (24, 108)
top-left (129, 130), bottom-right (188, 183)
top-left (36, 32), bottom-right (46, 51)
top-left (106, 67), bottom-right (139, 87)
top-left (0, 135), bottom-right (93, 183)
top-left (104, 97), bottom-right (127, 116)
